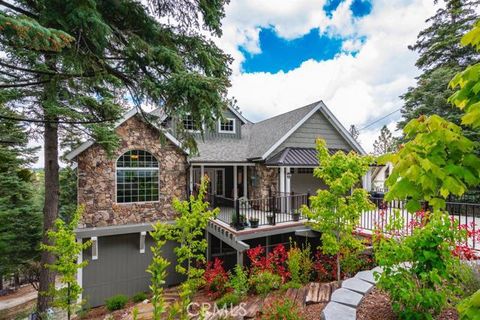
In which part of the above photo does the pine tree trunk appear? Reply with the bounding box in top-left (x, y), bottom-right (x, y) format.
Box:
top-left (37, 118), bottom-right (59, 313)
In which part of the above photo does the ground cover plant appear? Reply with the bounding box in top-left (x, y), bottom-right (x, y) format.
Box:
top-left (105, 294), bottom-right (129, 312)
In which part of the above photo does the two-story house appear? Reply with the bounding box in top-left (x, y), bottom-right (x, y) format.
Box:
top-left (67, 100), bottom-right (366, 307)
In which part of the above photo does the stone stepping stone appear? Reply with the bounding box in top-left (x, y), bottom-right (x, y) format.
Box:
top-left (341, 277), bottom-right (373, 295)
top-left (354, 270), bottom-right (377, 284)
top-left (330, 288), bottom-right (364, 308)
top-left (321, 301), bottom-right (356, 320)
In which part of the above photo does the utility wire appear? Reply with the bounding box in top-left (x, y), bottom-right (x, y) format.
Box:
top-left (358, 108), bottom-right (401, 131)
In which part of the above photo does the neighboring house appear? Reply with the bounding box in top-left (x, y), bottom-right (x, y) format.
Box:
top-left (66, 100), bottom-right (366, 306)
top-left (370, 162), bottom-right (393, 193)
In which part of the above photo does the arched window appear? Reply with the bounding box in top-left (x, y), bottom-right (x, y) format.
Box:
top-left (116, 150), bottom-right (159, 203)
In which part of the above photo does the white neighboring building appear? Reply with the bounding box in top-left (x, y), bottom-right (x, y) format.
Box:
top-left (370, 162), bottom-right (394, 193)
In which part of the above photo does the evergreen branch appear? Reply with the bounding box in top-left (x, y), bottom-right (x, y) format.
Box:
top-left (0, 80), bottom-right (48, 88)
top-left (0, 61), bottom-right (99, 78)
top-left (0, 114), bottom-right (120, 124)
top-left (0, 0), bottom-right (37, 18)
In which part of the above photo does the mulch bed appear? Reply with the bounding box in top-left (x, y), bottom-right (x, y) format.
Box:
top-left (357, 287), bottom-right (459, 320)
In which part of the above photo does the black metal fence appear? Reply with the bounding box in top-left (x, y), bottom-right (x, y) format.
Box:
top-left (206, 192), bottom-right (310, 230)
top-left (359, 197), bottom-right (480, 250)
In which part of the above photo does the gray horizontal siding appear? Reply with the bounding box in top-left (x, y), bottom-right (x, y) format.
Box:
top-left (168, 109), bottom-right (242, 139)
top-left (82, 233), bottom-right (183, 307)
top-left (271, 111), bottom-right (351, 156)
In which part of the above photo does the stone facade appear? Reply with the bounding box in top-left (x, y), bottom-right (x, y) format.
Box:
top-left (77, 115), bottom-right (187, 228)
top-left (250, 163), bottom-right (278, 199)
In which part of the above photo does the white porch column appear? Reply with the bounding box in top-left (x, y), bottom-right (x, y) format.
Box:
top-left (76, 238), bottom-right (83, 303)
top-left (243, 165), bottom-right (248, 198)
top-left (200, 165), bottom-right (204, 180)
top-left (279, 167), bottom-right (285, 193)
top-left (233, 165), bottom-right (238, 199)
top-left (362, 169), bottom-right (372, 191)
top-left (285, 167), bottom-right (291, 213)
top-left (189, 165), bottom-right (193, 192)
top-left (279, 167), bottom-right (285, 212)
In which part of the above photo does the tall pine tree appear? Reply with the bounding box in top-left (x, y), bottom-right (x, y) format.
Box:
top-left (373, 125), bottom-right (396, 155)
top-left (0, 105), bottom-right (42, 291)
top-left (398, 0), bottom-right (480, 142)
top-left (0, 0), bottom-right (231, 312)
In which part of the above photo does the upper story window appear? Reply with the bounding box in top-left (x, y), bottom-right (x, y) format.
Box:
top-left (116, 150), bottom-right (159, 203)
top-left (219, 118), bottom-right (236, 133)
top-left (183, 114), bottom-right (200, 132)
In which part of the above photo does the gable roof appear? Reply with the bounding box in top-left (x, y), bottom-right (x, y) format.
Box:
top-left (247, 102), bottom-right (320, 160)
top-left (245, 101), bottom-right (365, 161)
top-left (65, 108), bottom-right (188, 161)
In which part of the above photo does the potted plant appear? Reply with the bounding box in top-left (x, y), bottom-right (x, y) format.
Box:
top-left (240, 214), bottom-right (248, 227)
top-left (267, 214), bottom-right (275, 225)
top-left (249, 217), bottom-right (259, 228)
top-left (292, 210), bottom-right (301, 222)
top-left (230, 213), bottom-right (244, 230)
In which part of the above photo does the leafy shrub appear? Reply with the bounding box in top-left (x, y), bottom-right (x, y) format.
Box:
top-left (287, 242), bottom-right (313, 284)
top-left (105, 294), bottom-right (129, 311)
top-left (375, 211), bottom-right (465, 319)
top-left (457, 289), bottom-right (480, 320)
top-left (216, 292), bottom-right (242, 308)
top-left (261, 298), bottom-right (304, 320)
top-left (341, 251), bottom-right (375, 277)
top-left (229, 264), bottom-right (249, 297)
top-left (204, 258), bottom-right (229, 299)
top-left (247, 244), bottom-right (289, 282)
top-left (314, 252), bottom-right (341, 281)
top-left (132, 292), bottom-right (148, 303)
top-left (249, 271), bottom-right (282, 296)
top-left (281, 281), bottom-right (302, 290)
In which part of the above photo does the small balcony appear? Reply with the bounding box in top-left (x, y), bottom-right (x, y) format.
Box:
top-left (207, 192), bottom-right (310, 231)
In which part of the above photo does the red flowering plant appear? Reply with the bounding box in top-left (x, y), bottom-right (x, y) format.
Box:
top-left (246, 244), bottom-right (290, 283)
top-left (203, 258), bottom-right (229, 299)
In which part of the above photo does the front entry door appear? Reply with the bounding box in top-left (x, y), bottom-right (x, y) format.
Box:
top-left (193, 168), bottom-right (225, 197)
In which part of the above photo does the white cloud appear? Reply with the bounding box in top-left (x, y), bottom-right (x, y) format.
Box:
top-left (216, 0), bottom-right (438, 153)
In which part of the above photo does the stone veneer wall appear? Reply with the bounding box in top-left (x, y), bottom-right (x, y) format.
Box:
top-left (249, 163), bottom-right (278, 199)
top-left (77, 115), bottom-right (187, 228)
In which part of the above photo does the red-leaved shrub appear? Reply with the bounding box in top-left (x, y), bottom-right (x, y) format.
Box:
top-left (246, 244), bottom-right (290, 282)
top-left (204, 258), bottom-right (229, 299)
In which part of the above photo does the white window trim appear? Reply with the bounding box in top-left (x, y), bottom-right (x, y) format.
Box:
top-left (114, 150), bottom-right (161, 205)
top-left (218, 118), bottom-right (236, 134)
top-left (183, 113), bottom-right (203, 133)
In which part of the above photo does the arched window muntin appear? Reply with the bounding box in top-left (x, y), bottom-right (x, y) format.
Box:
top-left (116, 150), bottom-right (159, 203)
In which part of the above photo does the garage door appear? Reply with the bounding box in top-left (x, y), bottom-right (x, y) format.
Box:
top-left (82, 233), bottom-right (183, 307)
top-left (290, 168), bottom-right (326, 194)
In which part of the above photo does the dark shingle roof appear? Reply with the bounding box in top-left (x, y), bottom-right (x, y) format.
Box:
top-left (246, 102), bottom-right (319, 159)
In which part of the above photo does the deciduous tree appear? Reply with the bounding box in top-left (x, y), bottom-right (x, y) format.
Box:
top-left (302, 139), bottom-right (374, 282)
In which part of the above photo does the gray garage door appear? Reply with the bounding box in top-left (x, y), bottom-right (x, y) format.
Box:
top-left (82, 233), bottom-right (182, 307)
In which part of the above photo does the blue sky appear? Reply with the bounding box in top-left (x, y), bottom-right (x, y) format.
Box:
top-left (240, 0), bottom-right (373, 73)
